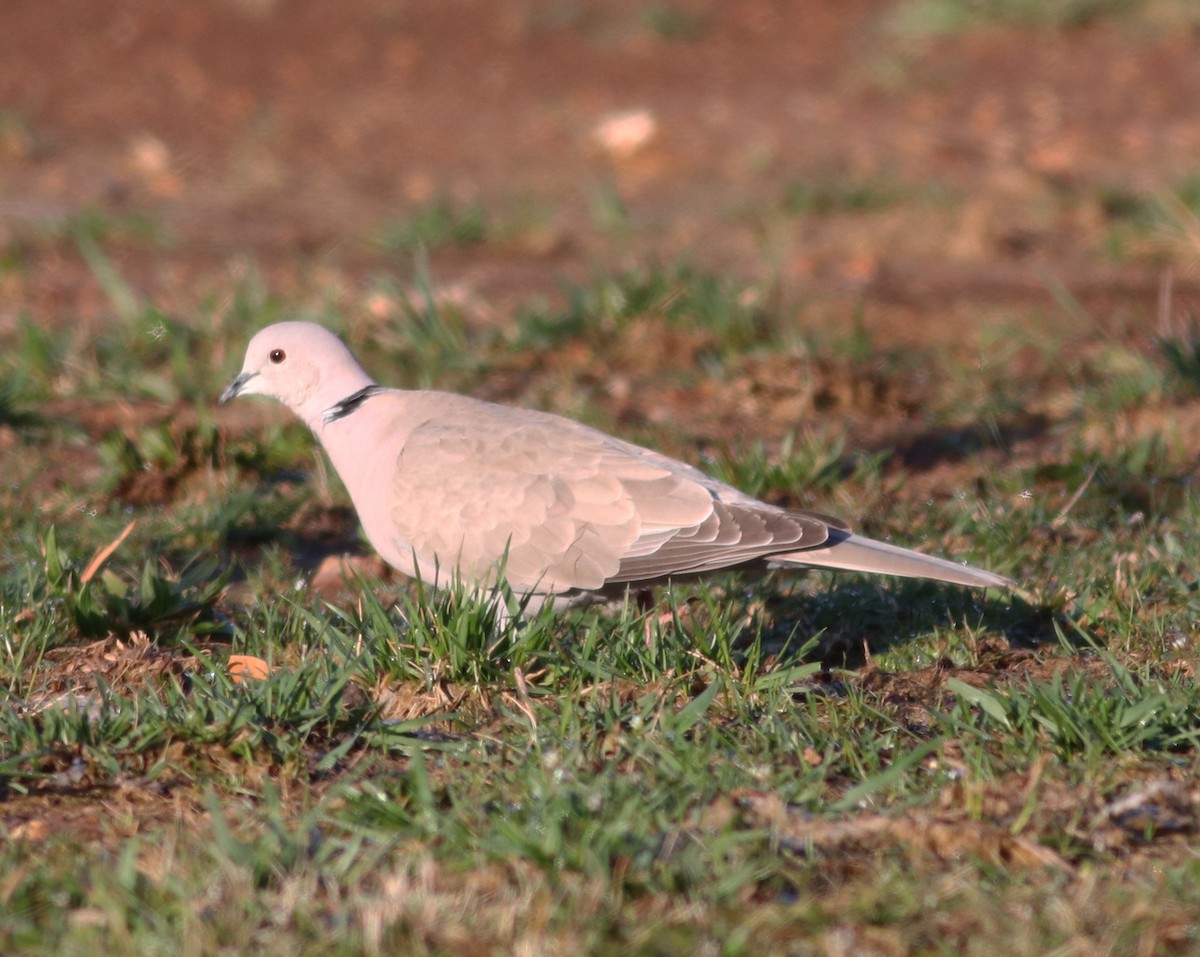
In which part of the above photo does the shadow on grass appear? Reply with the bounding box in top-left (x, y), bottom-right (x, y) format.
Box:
top-left (883, 411), bottom-right (1052, 473)
top-left (279, 506), bottom-right (366, 572)
top-left (759, 574), bottom-right (1058, 671)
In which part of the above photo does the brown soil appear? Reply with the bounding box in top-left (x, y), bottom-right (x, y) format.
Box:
top-left (4, 0), bottom-right (1200, 324)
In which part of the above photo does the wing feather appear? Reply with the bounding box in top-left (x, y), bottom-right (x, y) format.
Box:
top-left (609, 504), bottom-right (830, 583)
top-left (386, 402), bottom-right (834, 596)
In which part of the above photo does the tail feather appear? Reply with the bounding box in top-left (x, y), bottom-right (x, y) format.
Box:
top-left (770, 530), bottom-right (1012, 590)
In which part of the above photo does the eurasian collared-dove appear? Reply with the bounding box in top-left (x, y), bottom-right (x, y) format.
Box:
top-left (220, 322), bottom-right (1012, 608)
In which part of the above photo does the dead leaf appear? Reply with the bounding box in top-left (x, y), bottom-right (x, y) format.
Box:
top-left (81, 520), bottom-right (137, 584)
top-left (10, 818), bottom-right (52, 842)
top-left (228, 655), bottom-right (271, 683)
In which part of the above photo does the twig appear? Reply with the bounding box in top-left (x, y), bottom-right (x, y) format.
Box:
top-left (1050, 465), bottom-right (1098, 530)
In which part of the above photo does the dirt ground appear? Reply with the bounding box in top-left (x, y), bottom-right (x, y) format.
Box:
top-left (4, 0), bottom-right (1200, 329)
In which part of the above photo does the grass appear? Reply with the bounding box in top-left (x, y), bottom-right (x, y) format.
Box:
top-left (512, 262), bottom-right (785, 359)
top-left (377, 198), bottom-right (490, 255)
top-left (1100, 169), bottom-right (1200, 265)
top-left (778, 172), bottom-right (935, 218)
top-left (887, 0), bottom-right (1150, 37)
top-left (1, 236), bottom-right (1200, 955)
top-left (640, 3), bottom-right (708, 41)
top-left (1159, 314), bottom-right (1200, 395)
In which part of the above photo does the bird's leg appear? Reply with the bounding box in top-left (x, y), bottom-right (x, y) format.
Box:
top-left (638, 588), bottom-right (701, 648)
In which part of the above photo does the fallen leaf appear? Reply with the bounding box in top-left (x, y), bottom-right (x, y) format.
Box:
top-left (11, 818), bottom-right (52, 842)
top-left (81, 520), bottom-right (137, 584)
top-left (228, 655), bottom-right (271, 683)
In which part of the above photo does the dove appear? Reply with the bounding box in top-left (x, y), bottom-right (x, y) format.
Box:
top-left (220, 321), bottom-right (1012, 609)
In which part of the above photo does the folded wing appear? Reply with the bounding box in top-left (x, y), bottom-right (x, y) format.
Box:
top-left (388, 412), bottom-right (832, 594)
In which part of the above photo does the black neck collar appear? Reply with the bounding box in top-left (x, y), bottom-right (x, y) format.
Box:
top-left (322, 385), bottom-right (386, 424)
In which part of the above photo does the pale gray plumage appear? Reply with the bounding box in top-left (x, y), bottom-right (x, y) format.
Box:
top-left (220, 321), bottom-right (1012, 608)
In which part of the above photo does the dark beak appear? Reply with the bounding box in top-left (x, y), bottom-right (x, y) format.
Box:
top-left (219, 371), bottom-right (254, 404)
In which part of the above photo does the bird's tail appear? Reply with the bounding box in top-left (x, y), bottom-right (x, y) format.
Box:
top-left (769, 530), bottom-right (1012, 589)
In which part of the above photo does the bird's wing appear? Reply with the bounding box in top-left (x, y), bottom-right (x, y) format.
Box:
top-left (387, 410), bottom-right (832, 594)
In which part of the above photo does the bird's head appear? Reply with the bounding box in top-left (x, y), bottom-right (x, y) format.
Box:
top-left (220, 322), bottom-right (374, 426)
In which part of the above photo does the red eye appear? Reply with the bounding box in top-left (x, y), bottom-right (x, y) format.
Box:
top-left (269, 349), bottom-right (286, 364)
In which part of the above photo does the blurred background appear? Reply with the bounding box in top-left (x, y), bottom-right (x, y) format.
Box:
top-left (4, 0), bottom-right (1199, 317)
top-left (2, 0), bottom-right (1200, 462)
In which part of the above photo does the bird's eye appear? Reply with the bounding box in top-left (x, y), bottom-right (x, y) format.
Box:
top-left (269, 349), bottom-right (286, 364)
